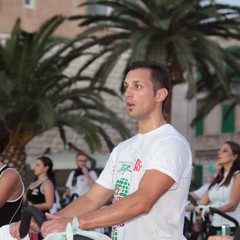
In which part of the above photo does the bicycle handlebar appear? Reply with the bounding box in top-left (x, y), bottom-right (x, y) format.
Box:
top-left (19, 205), bottom-right (96, 240)
top-left (209, 207), bottom-right (239, 228)
top-left (187, 194), bottom-right (198, 206)
top-left (20, 205), bottom-right (46, 238)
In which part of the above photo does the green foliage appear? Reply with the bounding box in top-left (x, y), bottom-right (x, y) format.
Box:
top-left (69, 0), bottom-right (240, 122)
top-left (192, 45), bottom-right (240, 126)
top-left (0, 15), bottom-right (130, 153)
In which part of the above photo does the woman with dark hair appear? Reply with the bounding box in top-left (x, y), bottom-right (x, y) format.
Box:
top-left (25, 156), bottom-right (55, 240)
top-left (188, 141), bottom-right (240, 238)
top-left (26, 156), bottom-right (55, 213)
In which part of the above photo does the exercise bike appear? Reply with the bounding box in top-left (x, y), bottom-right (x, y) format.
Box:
top-left (184, 194), bottom-right (239, 239)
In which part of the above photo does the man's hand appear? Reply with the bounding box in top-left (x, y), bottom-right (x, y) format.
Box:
top-left (9, 221), bottom-right (21, 240)
top-left (41, 213), bottom-right (73, 237)
top-left (81, 166), bottom-right (89, 176)
top-left (10, 219), bottom-right (40, 240)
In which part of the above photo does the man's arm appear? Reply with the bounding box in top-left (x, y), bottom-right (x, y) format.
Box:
top-left (41, 169), bottom-right (175, 237)
top-left (57, 183), bottom-right (114, 218)
top-left (78, 170), bottom-right (175, 229)
top-left (0, 170), bottom-right (20, 207)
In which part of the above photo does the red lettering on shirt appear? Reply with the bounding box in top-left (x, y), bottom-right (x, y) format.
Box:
top-left (133, 159), bottom-right (142, 171)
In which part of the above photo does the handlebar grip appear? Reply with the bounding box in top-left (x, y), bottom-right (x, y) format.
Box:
top-left (20, 205), bottom-right (46, 238)
top-left (187, 194), bottom-right (198, 206)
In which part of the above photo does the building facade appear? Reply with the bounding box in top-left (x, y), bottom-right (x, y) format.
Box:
top-left (1, 0), bottom-right (240, 187)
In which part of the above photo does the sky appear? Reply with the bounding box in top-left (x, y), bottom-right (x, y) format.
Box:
top-left (216, 0), bottom-right (240, 6)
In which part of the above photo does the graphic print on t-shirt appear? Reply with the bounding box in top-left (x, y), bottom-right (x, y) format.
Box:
top-left (112, 177), bottom-right (130, 240)
top-left (112, 157), bottom-right (143, 240)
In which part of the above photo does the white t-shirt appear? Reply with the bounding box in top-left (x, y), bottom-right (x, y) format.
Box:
top-left (97, 124), bottom-right (192, 240)
top-left (66, 169), bottom-right (98, 196)
top-left (209, 171), bottom-right (240, 227)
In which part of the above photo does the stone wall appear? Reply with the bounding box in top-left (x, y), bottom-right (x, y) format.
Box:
top-left (0, 0), bottom-right (85, 39)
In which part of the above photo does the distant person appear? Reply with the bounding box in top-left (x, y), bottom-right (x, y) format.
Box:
top-left (186, 164), bottom-right (221, 239)
top-left (62, 153), bottom-right (98, 203)
top-left (25, 156), bottom-right (55, 240)
top-left (0, 120), bottom-right (25, 227)
top-left (187, 141), bottom-right (240, 238)
top-left (191, 164), bottom-right (221, 201)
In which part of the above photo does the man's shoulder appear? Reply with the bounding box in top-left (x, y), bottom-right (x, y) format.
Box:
top-left (115, 134), bottom-right (137, 147)
top-left (161, 124), bottom-right (190, 143)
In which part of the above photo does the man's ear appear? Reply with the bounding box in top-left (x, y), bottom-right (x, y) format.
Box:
top-left (156, 88), bottom-right (168, 102)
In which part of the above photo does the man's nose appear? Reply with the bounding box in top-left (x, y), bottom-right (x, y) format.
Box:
top-left (124, 86), bottom-right (133, 98)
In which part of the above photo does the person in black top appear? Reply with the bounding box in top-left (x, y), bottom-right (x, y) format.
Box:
top-left (0, 120), bottom-right (24, 227)
top-left (25, 156), bottom-right (55, 213)
top-left (25, 156), bottom-right (55, 239)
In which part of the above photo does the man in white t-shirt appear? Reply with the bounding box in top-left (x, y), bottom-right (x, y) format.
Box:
top-left (62, 153), bottom-right (98, 200)
top-left (11, 61), bottom-right (192, 240)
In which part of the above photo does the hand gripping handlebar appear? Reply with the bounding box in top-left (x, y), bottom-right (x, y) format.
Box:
top-left (20, 205), bottom-right (46, 238)
top-left (19, 205), bottom-right (96, 240)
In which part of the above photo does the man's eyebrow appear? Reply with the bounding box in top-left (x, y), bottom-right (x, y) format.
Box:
top-left (124, 80), bottom-right (142, 84)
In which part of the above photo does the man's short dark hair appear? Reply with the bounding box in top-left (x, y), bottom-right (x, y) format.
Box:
top-left (125, 60), bottom-right (170, 93)
top-left (0, 120), bottom-right (10, 154)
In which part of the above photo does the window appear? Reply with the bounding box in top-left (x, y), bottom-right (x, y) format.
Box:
top-left (87, 0), bottom-right (109, 15)
top-left (195, 109), bottom-right (204, 136)
top-left (221, 104), bottom-right (235, 133)
top-left (87, 0), bottom-right (138, 15)
top-left (23, 0), bottom-right (35, 8)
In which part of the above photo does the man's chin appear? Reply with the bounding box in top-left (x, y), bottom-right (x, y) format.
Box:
top-left (128, 112), bottom-right (136, 119)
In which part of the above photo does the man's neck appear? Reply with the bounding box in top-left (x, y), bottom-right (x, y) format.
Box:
top-left (138, 118), bottom-right (167, 134)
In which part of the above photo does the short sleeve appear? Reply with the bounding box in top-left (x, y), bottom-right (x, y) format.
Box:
top-left (147, 137), bottom-right (192, 184)
top-left (96, 149), bottom-right (117, 190)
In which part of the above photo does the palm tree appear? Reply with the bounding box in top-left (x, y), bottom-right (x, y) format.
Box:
top-left (0, 15), bottom-right (130, 178)
top-left (69, 0), bottom-right (240, 122)
top-left (191, 45), bottom-right (240, 126)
